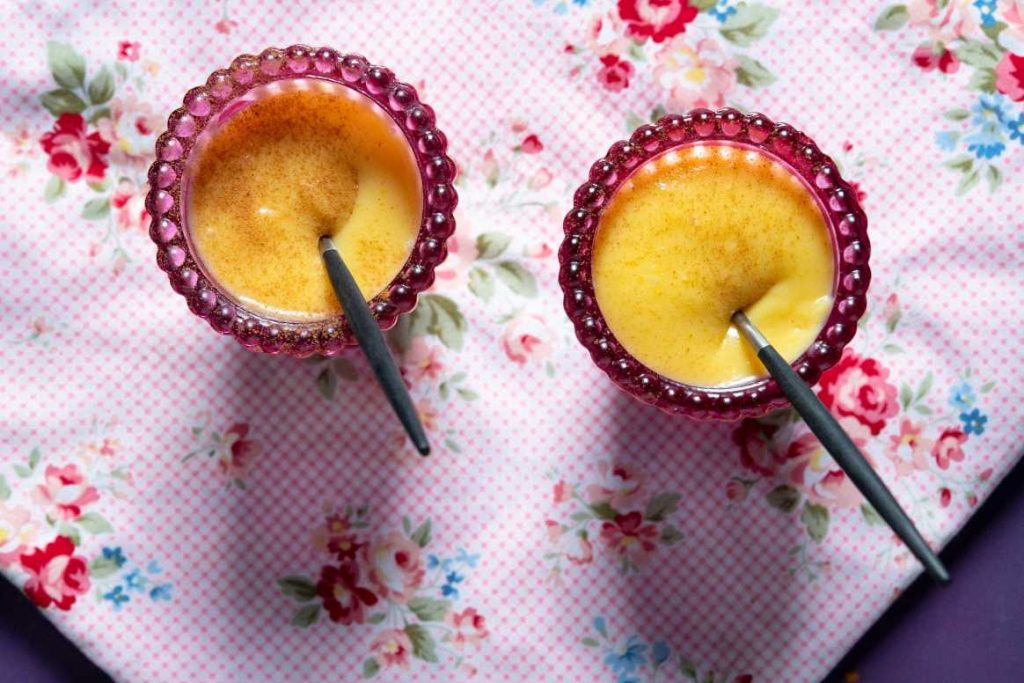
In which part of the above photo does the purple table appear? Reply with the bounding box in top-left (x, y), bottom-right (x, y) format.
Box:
top-left (3, 459), bottom-right (1023, 683)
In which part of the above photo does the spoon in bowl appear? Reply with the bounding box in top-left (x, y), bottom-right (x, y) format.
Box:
top-left (732, 310), bottom-right (949, 583)
top-left (320, 235), bottom-right (430, 456)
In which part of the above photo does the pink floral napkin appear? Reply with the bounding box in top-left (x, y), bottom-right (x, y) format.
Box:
top-left (2, 1), bottom-right (1023, 681)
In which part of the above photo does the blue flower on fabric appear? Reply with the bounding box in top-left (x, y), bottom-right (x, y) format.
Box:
top-left (949, 381), bottom-right (976, 411)
top-left (709, 0), bottom-right (738, 22)
top-left (604, 636), bottom-right (648, 676)
top-left (103, 585), bottom-right (130, 610)
top-left (149, 584), bottom-right (173, 601)
top-left (102, 546), bottom-right (126, 568)
top-left (651, 640), bottom-right (670, 666)
top-left (124, 569), bottom-right (147, 591)
top-left (966, 94), bottom-right (1013, 158)
top-left (960, 408), bottom-right (988, 435)
top-left (973, 0), bottom-right (997, 27)
top-left (1007, 114), bottom-right (1024, 144)
top-left (427, 554), bottom-right (441, 569)
top-left (146, 560), bottom-right (162, 574)
top-left (935, 130), bottom-right (959, 151)
top-left (441, 571), bottom-right (464, 598)
top-left (454, 547), bottom-right (480, 568)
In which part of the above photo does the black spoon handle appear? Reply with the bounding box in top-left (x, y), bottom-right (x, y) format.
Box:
top-left (320, 237), bottom-right (430, 456)
top-left (733, 313), bottom-right (948, 583)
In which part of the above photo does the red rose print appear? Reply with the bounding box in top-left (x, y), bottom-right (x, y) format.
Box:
top-left (995, 52), bottom-right (1024, 102)
top-left (315, 561), bottom-right (378, 624)
top-left (618, 0), bottom-right (698, 43)
top-left (220, 422), bottom-right (260, 478)
top-left (725, 480), bottom-right (747, 502)
top-left (447, 607), bottom-right (489, 648)
top-left (117, 40), bottom-right (140, 61)
top-left (19, 536), bottom-right (90, 610)
top-left (39, 114), bottom-right (110, 184)
top-left (599, 512), bottom-right (658, 567)
top-left (597, 54), bottom-right (635, 92)
top-left (520, 134), bottom-right (544, 154)
top-left (932, 427), bottom-right (967, 469)
top-left (32, 464), bottom-right (99, 521)
top-left (732, 419), bottom-right (783, 476)
top-left (818, 350), bottom-right (899, 435)
top-left (939, 487), bottom-right (952, 507)
top-left (911, 44), bottom-right (960, 73)
top-left (327, 534), bottom-right (365, 562)
top-left (980, 468), bottom-right (993, 481)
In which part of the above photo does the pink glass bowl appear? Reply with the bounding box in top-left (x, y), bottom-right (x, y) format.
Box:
top-left (146, 46), bottom-right (457, 357)
top-left (558, 108), bottom-right (870, 420)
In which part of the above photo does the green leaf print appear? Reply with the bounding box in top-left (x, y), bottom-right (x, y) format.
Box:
top-left (87, 66), bottom-right (115, 105)
top-left (89, 555), bottom-right (120, 579)
top-left (405, 623), bottom-right (439, 662)
top-left (679, 655), bottom-right (699, 680)
top-left (316, 367), bottom-right (337, 400)
top-left (40, 89), bottom-right (87, 116)
top-left (44, 176), bottom-right (66, 203)
top-left (82, 197), bottom-right (111, 220)
top-left (407, 596), bottom-right (451, 622)
top-left (367, 613), bottom-right (387, 624)
top-left (968, 67), bottom-right (996, 93)
top-left (291, 603), bottom-right (321, 627)
top-left (332, 357), bottom-right (359, 382)
top-left (587, 502), bottom-right (618, 520)
top-left (944, 154), bottom-right (973, 172)
top-left (985, 165), bottom-right (1002, 191)
top-left (916, 372), bottom-right (934, 400)
top-left (57, 523), bottom-right (81, 547)
top-left (719, 3), bottom-right (779, 46)
top-left (278, 576), bottom-right (317, 601)
top-left (691, 0), bottom-right (718, 11)
top-left (47, 42), bottom-right (86, 89)
top-left (873, 4), bottom-right (909, 30)
top-left (765, 485), bottom-right (800, 513)
top-left (644, 493), bottom-right (681, 522)
top-left (956, 167), bottom-right (981, 195)
top-left (87, 106), bottom-right (112, 124)
top-left (495, 261), bottom-right (538, 297)
top-left (468, 266), bottom-right (495, 301)
top-left (734, 55), bottom-right (775, 88)
top-left (410, 519), bottom-right (432, 548)
top-left (801, 502), bottom-right (829, 543)
top-left (955, 40), bottom-right (1001, 69)
top-left (899, 383), bottom-right (913, 410)
top-left (475, 232), bottom-right (511, 260)
top-left (0, 475), bottom-right (10, 502)
top-left (414, 294), bottom-right (466, 351)
top-left (28, 448), bottom-right (40, 471)
top-left (660, 525), bottom-right (684, 544)
top-left (362, 658), bottom-right (380, 678)
top-left (861, 504), bottom-right (884, 526)
top-left (581, 637), bottom-right (600, 648)
top-left (77, 512), bottom-right (113, 534)
top-left (943, 109), bottom-right (970, 121)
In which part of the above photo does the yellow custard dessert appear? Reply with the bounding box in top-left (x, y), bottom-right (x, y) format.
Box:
top-left (187, 81), bottom-right (422, 322)
top-left (592, 144), bottom-right (834, 387)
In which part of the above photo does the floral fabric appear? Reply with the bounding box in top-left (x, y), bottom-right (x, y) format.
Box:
top-left (0, 1), bottom-right (1021, 681)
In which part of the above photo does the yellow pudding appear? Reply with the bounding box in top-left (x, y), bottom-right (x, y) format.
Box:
top-left (187, 82), bottom-right (422, 322)
top-left (592, 144), bottom-right (834, 387)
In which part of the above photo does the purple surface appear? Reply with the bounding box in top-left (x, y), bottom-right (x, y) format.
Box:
top-left (3, 458), bottom-right (1023, 683)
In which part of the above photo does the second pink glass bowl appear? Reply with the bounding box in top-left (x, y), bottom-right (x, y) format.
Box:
top-left (558, 108), bottom-right (871, 420)
top-left (146, 46), bottom-right (457, 358)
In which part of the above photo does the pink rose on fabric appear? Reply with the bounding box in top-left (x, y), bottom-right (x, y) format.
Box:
top-left (32, 464), bottom-right (100, 521)
top-left (111, 179), bottom-right (150, 233)
top-left (585, 11), bottom-right (630, 56)
top-left (997, 0), bottom-right (1024, 54)
top-left (597, 54), bottom-right (635, 92)
top-left (117, 41), bottom-right (140, 61)
top-left (599, 512), bottom-right (659, 566)
top-left (447, 607), bottom-right (489, 648)
top-left (214, 18), bottom-right (239, 34)
top-left (586, 461), bottom-right (643, 509)
top-left (725, 480), bottom-right (747, 502)
top-left (39, 114), bottom-right (110, 184)
top-left (528, 167), bottom-right (554, 189)
top-left (553, 480), bottom-right (570, 504)
top-left (786, 427), bottom-right (866, 508)
top-left (370, 629), bottom-right (413, 668)
top-left (732, 419), bottom-right (783, 476)
top-left (219, 423), bottom-right (260, 478)
top-left (995, 52), bottom-right (1024, 102)
top-left (653, 37), bottom-right (737, 109)
top-left (95, 92), bottom-right (161, 169)
top-left (906, 0), bottom-right (981, 42)
top-left (433, 234), bottom-right (477, 292)
top-left (545, 519), bottom-right (562, 543)
top-left (19, 536), bottom-right (90, 610)
top-left (818, 350), bottom-right (899, 436)
top-left (363, 530), bottom-right (425, 603)
top-left (0, 503), bottom-right (36, 567)
top-left (520, 134), bottom-right (544, 154)
top-left (525, 242), bottom-right (553, 259)
top-left (939, 487), bottom-right (952, 507)
top-left (402, 338), bottom-right (444, 385)
top-left (887, 419), bottom-right (934, 476)
top-left (932, 427), bottom-right (967, 469)
top-left (618, 0), bottom-right (698, 43)
top-left (500, 313), bottom-right (554, 365)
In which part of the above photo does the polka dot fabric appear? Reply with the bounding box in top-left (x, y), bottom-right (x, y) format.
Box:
top-left (1, 1), bottom-right (1022, 682)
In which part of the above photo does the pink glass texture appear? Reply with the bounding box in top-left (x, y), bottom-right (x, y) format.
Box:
top-left (147, 46), bottom-right (457, 357)
top-left (558, 108), bottom-right (871, 420)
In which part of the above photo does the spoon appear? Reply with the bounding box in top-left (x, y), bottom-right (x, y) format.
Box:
top-left (320, 236), bottom-right (430, 456)
top-left (732, 310), bottom-right (949, 583)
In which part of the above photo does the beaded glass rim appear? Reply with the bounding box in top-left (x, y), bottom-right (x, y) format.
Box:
top-left (146, 46), bottom-right (458, 358)
top-left (558, 108), bottom-right (871, 420)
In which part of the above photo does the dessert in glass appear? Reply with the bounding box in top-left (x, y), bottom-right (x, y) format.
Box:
top-left (559, 109), bottom-right (870, 419)
top-left (147, 46), bottom-right (457, 357)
